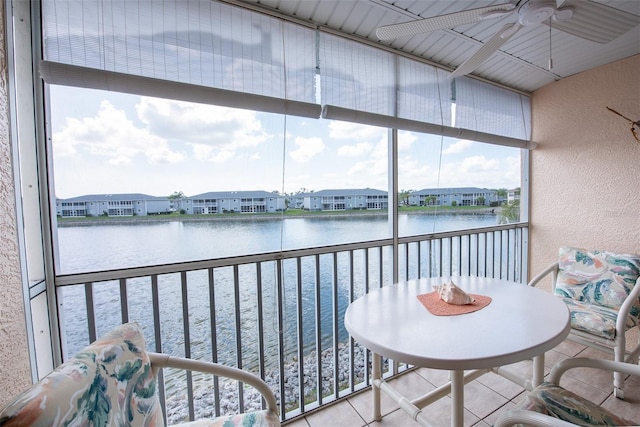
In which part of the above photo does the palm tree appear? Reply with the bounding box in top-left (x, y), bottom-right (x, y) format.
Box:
top-left (168, 191), bottom-right (186, 213)
top-left (499, 200), bottom-right (520, 224)
top-left (398, 189), bottom-right (412, 206)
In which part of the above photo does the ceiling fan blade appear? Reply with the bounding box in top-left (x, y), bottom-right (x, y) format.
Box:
top-left (449, 22), bottom-right (522, 79)
top-left (376, 3), bottom-right (515, 41)
top-left (545, 0), bottom-right (640, 43)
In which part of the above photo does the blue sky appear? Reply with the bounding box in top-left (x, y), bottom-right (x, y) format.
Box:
top-left (49, 85), bottom-right (521, 199)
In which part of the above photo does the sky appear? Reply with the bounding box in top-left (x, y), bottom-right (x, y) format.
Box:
top-left (49, 85), bottom-right (521, 199)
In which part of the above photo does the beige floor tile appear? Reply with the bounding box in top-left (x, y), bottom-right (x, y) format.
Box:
top-left (282, 416), bottom-right (310, 426)
top-left (414, 367), bottom-right (451, 387)
top-left (543, 348), bottom-right (571, 369)
top-left (553, 339), bottom-right (587, 357)
top-left (462, 380), bottom-right (509, 419)
top-left (368, 408), bottom-right (422, 426)
top-left (305, 400), bottom-right (366, 427)
top-left (600, 379), bottom-right (640, 424)
top-left (386, 370), bottom-right (436, 401)
top-left (481, 400), bottom-right (518, 426)
top-left (559, 366), bottom-right (615, 395)
top-left (368, 396), bottom-right (480, 427)
top-left (576, 346), bottom-right (614, 360)
top-left (475, 372), bottom-right (525, 400)
top-left (347, 386), bottom-right (400, 423)
top-left (416, 396), bottom-right (480, 427)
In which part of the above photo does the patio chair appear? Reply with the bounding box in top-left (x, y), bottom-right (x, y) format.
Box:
top-left (528, 246), bottom-right (640, 399)
top-left (0, 322), bottom-right (280, 427)
top-left (494, 357), bottom-right (640, 426)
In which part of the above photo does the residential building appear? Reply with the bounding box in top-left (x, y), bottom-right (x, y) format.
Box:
top-left (409, 187), bottom-right (498, 207)
top-left (508, 188), bottom-right (521, 204)
top-left (303, 188), bottom-right (388, 211)
top-left (188, 191), bottom-right (285, 214)
top-left (56, 193), bottom-right (171, 217)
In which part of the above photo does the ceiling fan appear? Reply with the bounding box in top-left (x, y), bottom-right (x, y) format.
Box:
top-left (376, 0), bottom-right (639, 78)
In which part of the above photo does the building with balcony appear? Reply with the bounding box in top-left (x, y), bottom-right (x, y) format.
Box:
top-left (302, 189), bottom-right (388, 211)
top-left (188, 191), bottom-right (285, 214)
top-left (56, 193), bottom-right (172, 217)
top-left (409, 187), bottom-right (499, 207)
top-left (507, 188), bottom-right (521, 204)
top-left (1, 0), bottom-right (638, 424)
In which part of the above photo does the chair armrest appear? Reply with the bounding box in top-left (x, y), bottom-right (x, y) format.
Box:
top-left (148, 352), bottom-right (279, 416)
top-left (617, 276), bottom-right (640, 334)
top-left (548, 357), bottom-right (640, 385)
top-left (528, 262), bottom-right (559, 291)
top-left (494, 410), bottom-right (577, 427)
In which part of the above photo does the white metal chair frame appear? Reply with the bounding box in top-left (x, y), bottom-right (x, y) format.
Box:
top-left (494, 357), bottom-right (640, 427)
top-left (528, 262), bottom-right (640, 399)
top-left (148, 352), bottom-right (280, 424)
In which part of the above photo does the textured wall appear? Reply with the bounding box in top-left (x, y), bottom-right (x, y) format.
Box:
top-left (0, 0), bottom-right (32, 407)
top-left (530, 55), bottom-right (640, 286)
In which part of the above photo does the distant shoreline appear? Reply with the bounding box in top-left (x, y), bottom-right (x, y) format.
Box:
top-left (57, 207), bottom-right (501, 227)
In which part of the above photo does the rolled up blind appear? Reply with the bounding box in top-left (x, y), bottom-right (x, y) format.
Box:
top-left (40, 0), bottom-right (320, 117)
top-left (318, 31), bottom-right (532, 147)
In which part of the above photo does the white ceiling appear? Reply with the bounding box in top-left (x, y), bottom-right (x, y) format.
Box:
top-left (230, 0), bottom-right (640, 93)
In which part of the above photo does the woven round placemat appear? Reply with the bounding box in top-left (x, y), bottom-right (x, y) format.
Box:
top-left (416, 291), bottom-right (492, 316)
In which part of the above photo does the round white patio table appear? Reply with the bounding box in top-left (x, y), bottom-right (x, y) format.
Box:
top-left (344, 276), bottom-right (571, 427)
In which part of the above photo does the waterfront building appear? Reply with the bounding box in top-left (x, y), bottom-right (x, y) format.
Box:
top-left (508, 188), bottom-right (521, 204)
top-left (188, 190), bottom-right (285, 214)
top-left (56, 193), bottom-right (171, 217)
top-left (303, 188), bottom-right (388, 211)
top-left (408, 187), bottom-right (498, 207)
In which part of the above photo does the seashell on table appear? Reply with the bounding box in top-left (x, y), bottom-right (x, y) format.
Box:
top-left (433, 280), bottom-right (475, 305)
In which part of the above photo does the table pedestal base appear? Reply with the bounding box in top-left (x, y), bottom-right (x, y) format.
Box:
top-left (371, 354), bottom-right (545, 427)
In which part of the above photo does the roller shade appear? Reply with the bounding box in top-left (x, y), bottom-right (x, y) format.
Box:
top-left (322, 105), bottom-right (535, 149)
top-left (318, 31), bottom-right (532, 146)
top-left (39, 61), bottom-right (322, 118)
top-left (454, 77), bottom-right (531, 141)
top-left (40, 0), bottom-right (320, 117)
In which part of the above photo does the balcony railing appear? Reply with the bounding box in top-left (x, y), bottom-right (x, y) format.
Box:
top-left (53, 223), bottom-right (528, 423)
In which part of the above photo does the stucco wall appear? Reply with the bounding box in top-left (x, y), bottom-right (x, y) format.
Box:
top-left (529, 55), bottom-right (640, 287)
top-left (0, 0), bottom-right (32, 407)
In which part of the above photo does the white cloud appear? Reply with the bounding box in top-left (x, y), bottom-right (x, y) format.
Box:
top-left (289, 136), bottom-right (325, 162)
top-left (345, 135), bottom-right (389, 187)
top-left (438, 155), bottom-right (516, 188)
top-left (53, 100), bottom-right (184, 165)
top-left (398, 131), bottom-right (417, 151)
top-left (328, 120), bottom-right (386, 141)
top-left (338, 142), bottom-right (373, 157)
top-left (135, 97), bottom-right (270, 157)
top-left (443, 139), bottom-right (474, 155)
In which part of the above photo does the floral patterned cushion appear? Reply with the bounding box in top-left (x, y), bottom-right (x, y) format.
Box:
top-left (556, 246), bottom-right (640, 314)
top-left (561, 297), bottom-right (639, 340)
top-left (515, 382), bottom-right (635, 426)
top-left (0, 322), bottom-right (164, 427)
top-left (170, 410), bottom-right (280, 427)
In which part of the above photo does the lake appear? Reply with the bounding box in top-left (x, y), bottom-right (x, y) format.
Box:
top-left (57, 212), bottom-right (499, 273)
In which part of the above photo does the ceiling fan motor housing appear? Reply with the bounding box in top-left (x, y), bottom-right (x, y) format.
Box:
top-left (518, 0), bottom-right (557, 26)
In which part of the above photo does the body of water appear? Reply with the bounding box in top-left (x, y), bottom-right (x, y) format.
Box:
top-left (57, 212), bottom-right (498, 273)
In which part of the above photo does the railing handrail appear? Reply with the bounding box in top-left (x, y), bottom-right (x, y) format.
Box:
top-left (54, 222), bottom-right (527, 286)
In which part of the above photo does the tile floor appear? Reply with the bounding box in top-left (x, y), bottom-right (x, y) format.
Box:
top-left (282, 340), bottom-right (640, 426)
